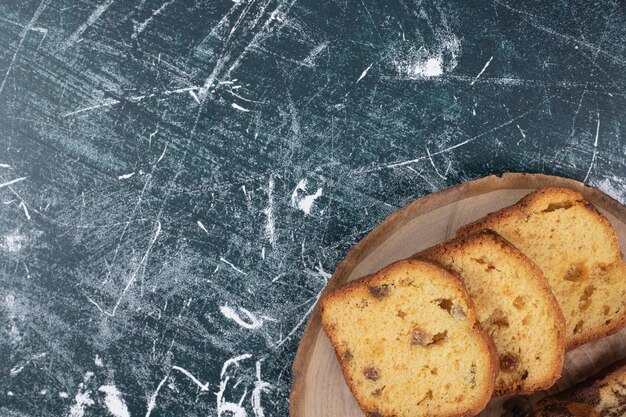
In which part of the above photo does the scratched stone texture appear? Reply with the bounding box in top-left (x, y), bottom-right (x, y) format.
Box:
top-left (0, 0), bottom-right (625, 416)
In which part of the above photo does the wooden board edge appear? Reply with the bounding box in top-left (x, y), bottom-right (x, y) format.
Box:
top-left (289, 172), bottom-right (626, 416)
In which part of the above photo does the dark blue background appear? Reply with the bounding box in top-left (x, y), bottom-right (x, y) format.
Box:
top-left (1, 0), bottom-right (625, 415)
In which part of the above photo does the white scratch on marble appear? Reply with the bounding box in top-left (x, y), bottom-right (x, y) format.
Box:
top-left (220, 354), bottom-right (252, 378)
top-left (263, 176), bottom-right (276, 248)
top-left (220, 305), bottom-right (264, 329)
top-left (251, 360), bottom-right (272, 417)
top-left (0, 0), bottom-right (49, 97)
top-left (0, 177), bottom-right (27, 189)
top-left (63, 98), bottom-right (120, 117)
top-left (64, 86), bottom-right (200, 117)
top-left (148, 127), bottom-right (159, 144)
top-left (111, 220), bottom-right (161, 315)
top-left (220, 257), bottom-right (247, 275)
top-left (163, 86), bottom-right (202, 95)
top-left (133, 0), bottom-right (174, 38)
top-left (10, 352), bottom-right (47, 376)
top-left (375, 110), bottom-right (534, 171)
top-left (145, 374), bottom-right (168, 417)
top-left (0, 15), bottom-right (47, 34)
top-left (569, 83), bottom-right (588, 140)
top-left (171, 366), bottom-right (210, 391)
top-left (388, 73), bottom-right (595, 88)
top-left (470, 56), bottom-right (493, 85)
top-left (63, 0), bottom-right (115, 48)
top-left (92, 221), bottom-right (161, 316)
top-left (10, 365), bottom-right (25, 377)
top-left (275, 264), bottom-right (329, 347)
top-left (232, 103), bottom-right (250, 112)
top-left (426, 147), bottom-right (450, 179)
top-left (301, 41), bottom-right (329, 67)
top-left (217, 378), bottom-right (248, 417)
top-left (200, 0), bottom-right (293, 99)
top-left (356, 63), bottom-right (373, 83)
top-left (583, 112), bottom-right (600, 183)
top-left (189, 90), bottom-right (201, 103)
top-left (118, 172), bottom-right (135, 180)
top-left (85, 295), bottom-right (106, 314)
top-left (156, 144), bottom-right (168, 164)
top-left (217, 354), bottom-right (252, 417)
top-left (197, 220), bottom-right (209, 234)
top-left (18, 201), bottom-right (31, 220)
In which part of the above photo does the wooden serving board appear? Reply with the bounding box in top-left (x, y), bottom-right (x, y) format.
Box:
top-left (290, 173), bottom-right (626, 417)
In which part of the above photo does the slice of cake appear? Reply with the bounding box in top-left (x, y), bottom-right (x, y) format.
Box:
top-left (415, 231), bottom-right (565, 396)
top-left (457, 187), bottom-right (626, 349)
top-left (320, 259), bottom-right (498, 417)
top-left (526, 358), bottom-right (626, 417)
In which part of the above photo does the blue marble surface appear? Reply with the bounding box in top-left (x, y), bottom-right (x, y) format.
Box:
top-left (0, 0), bottom-right (625, 416)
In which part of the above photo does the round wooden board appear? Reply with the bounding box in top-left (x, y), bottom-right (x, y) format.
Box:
top-left (290, 173), bottom-right (626, 417)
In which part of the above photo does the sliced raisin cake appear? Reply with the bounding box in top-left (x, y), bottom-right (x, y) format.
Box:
top-left (320, 259), bottom-right (498, 417)
top-left (416, 231), bottom-right (565, 396)
top-left (458, 187), bottom-right (626, 349)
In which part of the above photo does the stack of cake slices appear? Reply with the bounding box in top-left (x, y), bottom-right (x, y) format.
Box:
top-left (320, 188), bottom-right (626, 417)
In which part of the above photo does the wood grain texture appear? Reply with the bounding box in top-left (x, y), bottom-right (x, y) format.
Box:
top-left (291, 173), bottom-right (626, 417)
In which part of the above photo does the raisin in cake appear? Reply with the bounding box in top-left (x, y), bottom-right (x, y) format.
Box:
top-left (416, 231), bottom-right (565, 396)
top-left (320, 259), bottom-right (498, 417)
top-left (457, 187), bottom-right (626, 349)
